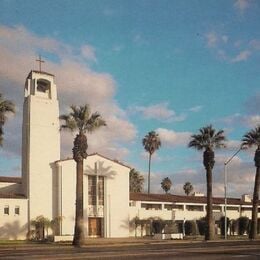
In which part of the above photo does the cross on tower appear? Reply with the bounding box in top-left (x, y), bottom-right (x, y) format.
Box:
top-left (36, 55), bottom-right (45, 72)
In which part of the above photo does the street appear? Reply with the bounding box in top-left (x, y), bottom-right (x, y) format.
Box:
top-left (0, 240), bottom-right (260, 259)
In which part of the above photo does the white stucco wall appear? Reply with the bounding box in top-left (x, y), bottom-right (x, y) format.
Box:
top-left (55, 154), bottom-right (130, 238)
top-left (55, 159), bottom-right (77, 236)
top-left (22, 71), bottom-right (60, 221)
top-left (129, 199), bottom-right (260, 237)
top-left (0, 198), bottom-right (28, 240)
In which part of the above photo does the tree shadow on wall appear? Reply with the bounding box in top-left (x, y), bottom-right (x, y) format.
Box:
top-left (0, 220), bottom-right (27, 240)
top-left (84, 161), bottom-right (116, 179)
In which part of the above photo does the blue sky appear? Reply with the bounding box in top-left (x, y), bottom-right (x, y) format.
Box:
top-left (0, 0), bottom-right (259, 197)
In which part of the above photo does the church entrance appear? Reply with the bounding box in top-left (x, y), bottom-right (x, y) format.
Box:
top-left (88, 217), bottom-right (103, 237)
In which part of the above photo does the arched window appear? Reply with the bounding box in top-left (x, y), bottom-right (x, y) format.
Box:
top-left (37, 79), bottom-right (50, 93)
top-left (36, 79), bottom-right (51, 98)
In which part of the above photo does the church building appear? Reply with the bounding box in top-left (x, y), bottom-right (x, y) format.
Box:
top-left (0, 70), bottom-right (130, 240)
top-left (0, 70), bottom-right (259, 240)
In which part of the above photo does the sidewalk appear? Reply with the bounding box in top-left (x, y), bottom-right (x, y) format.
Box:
top-left (82, 236), bottom-right (254, 247)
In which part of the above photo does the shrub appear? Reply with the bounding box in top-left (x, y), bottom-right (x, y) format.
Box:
top-left (197, 218), bottom-right (206, 236)
top-left (184, 220), bottom-right (198, 235)
top-left (258, 219), bottom-right (260, 234)
top-left (230, 219), bottom-right (238, 235)
top-left (152, 220), bottom-right (164, 234)
top-left (184, 221), bottom-right (192, 235)
top-left (220, 216), bottom-right (230, 236)
top-left (238, 216), bottom-right (249, 235)
top-left (164, 222), bottom-right (178, 233)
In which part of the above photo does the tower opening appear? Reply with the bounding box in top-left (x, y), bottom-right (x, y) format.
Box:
top-left (36, 79), bottom-right (51, 98)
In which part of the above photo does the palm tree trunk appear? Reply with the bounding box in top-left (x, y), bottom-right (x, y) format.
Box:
top-left (205, 167), bottom-right (214, 240)
top-left (72, 159), bottom-right (85, 247)
top-left (148, 153), bottom-right (151, 194)
top-left (249, 166), bottom-right (260, 239)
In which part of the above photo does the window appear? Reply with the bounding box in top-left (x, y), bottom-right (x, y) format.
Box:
top-left (88, 175), bottom-right (105, 206)
top-left (4, 206), bottom-right (9, 215)
top-left (37, 79), bottom-right (50, 93)
top-left (98, 176), bottom-right (104, 206)
top-left (213, 205), bottom-right (221, 212)
top-left (186, 205), bottom-right (204, 211)
top-left (88, 176), bottom-right (96, 205)
top-left (141, 203), bottom-right (162, 210)
top-left (241, 207), bottom-right (252, 212)
top-left (227, 206), bottom-right (239, 211)
top-left (15, 206), bottom-right (20, 215)
top-left (164, 204), bottom-right (184, 210)
top-left (164, 204), bottom-right (174, 210)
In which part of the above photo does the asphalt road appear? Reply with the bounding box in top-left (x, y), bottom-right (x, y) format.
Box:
top-left (0, 240), bottom-right (259, 259)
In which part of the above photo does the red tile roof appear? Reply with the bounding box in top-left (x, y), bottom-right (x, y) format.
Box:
top-left (0, 193), bottom-right (26, 199)
top-left (0, 176), bottom-right (22, 184)
top-left (130, 193), bottom-right (254, 206)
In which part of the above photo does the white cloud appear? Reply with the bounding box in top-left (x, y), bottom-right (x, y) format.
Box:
top-left (225, 140), bottom-right (243, 151)
top-left (217, 49), bottom-right (228, 61)
top-left (220, 113), bottom-right (242, 125)
top-left (204, 29), bottom-right (259, 63)
top-left (206, 32), bottom-right (218, 48)
top-left (81, 45), bottom-right (97, 61)
top-left (189, 105), bottom-right (203, 113)
top-left (234, 0), bottom-right (251, 13)
top-left (112, 45), bottom-right (124, 52)
top-left (140, 148), bottom-right (256, 197)
top-left (245, 115), bottom-right (260, 127)
top-left (219, 113), bottom-right (260, 128)
top-left (206, 32), bottom-right (228, 48)
top-left (166, 156), bottom-right (255, 197)
top-left (222, 35), bottom-right (229, 43)
top-left (231, 50), bottom-right (251, 63)
top-left (133, 33), bottom-right (148, 46)
top-left (131, 103), bottom-right (186, 122)
top-left (245, 92), bottom-right (260, 113)
top-left (0, 25), bottom-right (137, 163)
top-left (156, 128), bottom-right (191, 148)
top-left (249, 39), bottom-right (260, 50)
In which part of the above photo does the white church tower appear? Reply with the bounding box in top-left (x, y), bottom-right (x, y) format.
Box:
top-left (22, 69), bottom-right (60, 221)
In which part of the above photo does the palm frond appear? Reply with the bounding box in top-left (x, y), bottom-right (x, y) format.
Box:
top-left (84, 112), bottom-right (106, 133)
top-left (60, 104), bottom-right (106, 134)
top-left (188, 125), bottom-right (226, 150)
top-left (0, 95), bottom-right (15, 125)
top-left (0, 127), bottom-right (3, 146)
top-left (59, 114), bottom-right (77, 132)
top-left (242, 125), bottom-right (260, 148)
top-left (142, 131), bottom-right (161, 154)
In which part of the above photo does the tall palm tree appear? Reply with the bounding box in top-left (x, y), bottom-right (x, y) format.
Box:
top-left (242, 125), bottom-right (260, 240)
top-left (183, 181), bottom-right (194, 196)
top-left (188, 125), bottom-right (226, 240)
top-left (161, 177), bottom-right (172, 194)
top-left (60, 105), bottom-right (106, 247)
top-left (142, 131), bottom-right (161, 194)
top-left (129, 168), bottom-right (144, 193)
top-left (0, 93), bottom-right (15, 146)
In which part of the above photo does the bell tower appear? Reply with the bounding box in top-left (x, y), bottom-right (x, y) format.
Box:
top-left (22, 69), bottom-right (60, 220)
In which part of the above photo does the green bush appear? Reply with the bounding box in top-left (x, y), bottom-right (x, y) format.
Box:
top-left (184, 221), bottom-right (192, 235)
top-left (197, 218), bottom-right (206, 236)
top-left (238, 216), bottom-right (249, 235)
top-left (184, 220), bottom-right (198, 235)
top-left (258, 219), bottom-right (260, 234)
top-left (230, 219), bottom-right (238, 235)
top-left (152, 220), bottom-right (164, 234)
top-left (220, 216), bottom-right (230, 236)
